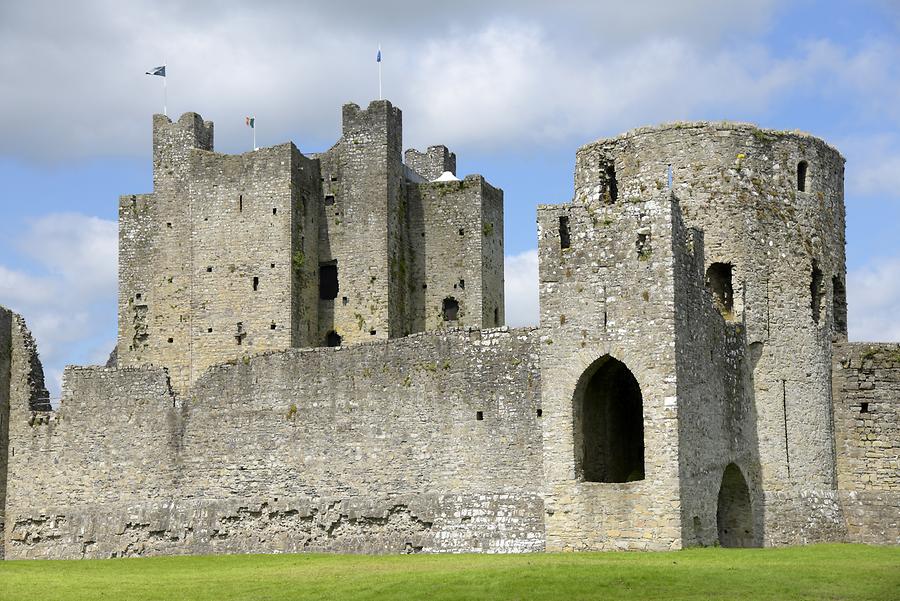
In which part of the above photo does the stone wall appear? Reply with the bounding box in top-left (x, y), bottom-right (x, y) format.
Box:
top-left (832, 343), bottom-right (900, 544)
top-left (573, 123), bottom-right (847, 546)
top-left (4, 327), bottom-right (544, 559)
top-left (0, 308), bottom-right (10, 559)
top-left (537, 192), bottom-right (683, 551)
top-left (118, 113), bottom-right (315, 394)
top-left (407, 176), bottom-right (504, 332)
top-left (1, 308), bottom-right (50, 559)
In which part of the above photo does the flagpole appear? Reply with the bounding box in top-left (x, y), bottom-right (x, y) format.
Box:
top-left (378, 44), bottom-right (382, 100)
top-left (163, 60), bottom-right (167, 116)
top-left (253, 123), bottom-right (257, 151)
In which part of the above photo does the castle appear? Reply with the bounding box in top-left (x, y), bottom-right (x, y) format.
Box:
top-left (0, 100), bottom-right (897, 559)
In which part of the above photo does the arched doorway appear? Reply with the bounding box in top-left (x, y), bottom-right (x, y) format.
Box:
top-left (716, 463), bottom-right (756, 547)
top-left (573, 355), bottom-right (645, 483)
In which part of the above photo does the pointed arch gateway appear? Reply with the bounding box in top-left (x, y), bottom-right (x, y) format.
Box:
top-left (716, 463), bottom-right (758, 547)
top-left (573, 355), bottom-right (645, 483)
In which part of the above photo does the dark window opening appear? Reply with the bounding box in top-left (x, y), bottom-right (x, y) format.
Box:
top-left (272, 207), bottom-right (277, 215)
top-left (706, 262), bottom-right (734, 318)
top-left (494, 307), bottom-right (499, 325)
top-left (559, 215), bottom-right (571, 249)
top-left (574, 355), bottom-right (645, 483)
top-left (167, 337), bottom-right (173, 343)
top-left (832, 276), bottom-right (848, 335)
top-left (860, 402), bottom-right (869, 414)
top-left (324, 195), bottom-right (335, 206)
top-left (459, 279), bottom-right (465, 290)
top-left (330, 176), bottom-right (338, 182)
top-left (422, 284), bottom-right (427, 290)
top-left (135, 293), bottom-right (142, 300)
top-left (270, 322), bottom-right (276, 330)
top-left (811, 262), bottom-right (824, 324)
top-left (604, 163), bottom-right (618, 203)
top-left (476, 411), bottom-right (484, 421)
top-left (271, 263), bottom-right (275, 268)
top-left (166, 222), bottom-right (172, 228)
top-left (252, 276), bottom-right (259, 291)
top-left (370, 330), bottom-right (377, 336)
top-left (536, 409), bottom-right (543, 418)
top-left (207, 328), bottom-right (213, 333)
top-left (235, 322), bottom-right (246, 346)
top-left (319, 262), bottom-right (338, 300)
top-left (636, 232), bottom-right (651, 259)
top-left (207, 266), bottom-right (213, 273)
top-left (342, 296), bottom-right (349, 306)
top-left (458, 228), bottom-right (464, 236)
top-left (797, 161), bottom-right (808, 192)
top-left (717, 463), bottom-right (757, 547)
top-left (442, 297), bottom-right (459, 321)
top-left (239, 195), bottom-right (243, 211)
top-left (325, 330), bottom-right (342, 347)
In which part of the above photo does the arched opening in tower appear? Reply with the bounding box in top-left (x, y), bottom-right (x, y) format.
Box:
top-left (705, 262), bottom-right (734, 319)
top-left (325, 330), bottom-right (342, 347)
top-left (797, 160), bottom-right (808, 192)
top-left (811, 261), bottom-right (824, 324)
top-left (573, 355), bottom-right (645, 483)
top-left (716, 463), bottom-right (757, 547)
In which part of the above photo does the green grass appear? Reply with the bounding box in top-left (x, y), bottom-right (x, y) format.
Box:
top-left (0, 544), bottom-right (897, 601)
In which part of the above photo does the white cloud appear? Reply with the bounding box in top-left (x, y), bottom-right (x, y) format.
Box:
top-left (504, 249), bottom-right (539, 327)
top-left (0, 213), bottom-right (118, 399)
top-left (848, 257), bottom-right (900, 342)
top-left (0, 0), bottom-right (793, 162)
top-left (839, 133), bottom-right (900, 198)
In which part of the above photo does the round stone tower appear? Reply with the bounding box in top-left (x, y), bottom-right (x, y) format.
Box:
top-left (575, 122), bottom-right (846, 500)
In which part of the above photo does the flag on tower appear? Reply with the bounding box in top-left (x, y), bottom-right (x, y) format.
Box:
top-left (376, 47), bottom-right (382, 63)
top-left (146, 65), bottom-right (166, 77)
top-left (245, 116), bottom-right (255, 128)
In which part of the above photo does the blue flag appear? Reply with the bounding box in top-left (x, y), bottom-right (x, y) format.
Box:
top-left (146, 65), bottom-right (166, 77)
top-left (376, 48), bottom-right (382, 63)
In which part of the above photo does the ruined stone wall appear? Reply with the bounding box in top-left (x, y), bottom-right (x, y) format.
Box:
top-left (0, 308), bottom-right (10, 559)
top-left (315, 101), bottom-right (404, 346)
top-left (671, 222), bottom-right (767, 548)
top-left (537, 192), bottom-right (683, 551)
top-left (404, 146), bottom-right (457, 181)
top-left (575, 123), bottom-right (846, 544)
top-left (4, 328), bottom-right (544, 559)
top-left (118, 113), bottom-right (318, 394)
top-left (832, 343), bottom-right (900, 544)
top-left (1, 310), bottom-right (49, 558)
top-left (407, 176), bottom-right (504, 331)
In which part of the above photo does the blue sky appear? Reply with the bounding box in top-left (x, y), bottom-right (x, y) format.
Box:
top-left (1, 0), bottom-right (899, 397)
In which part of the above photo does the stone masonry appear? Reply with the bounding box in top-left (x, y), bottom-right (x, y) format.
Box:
top-left (0, 103), bottom-right (897, 559)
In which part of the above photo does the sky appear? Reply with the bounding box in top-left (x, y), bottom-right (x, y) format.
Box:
top-left (1, 0), bottom-right (899, 399)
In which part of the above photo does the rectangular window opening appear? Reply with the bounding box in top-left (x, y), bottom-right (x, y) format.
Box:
top-left (476, 411), bottom-right (484, 421)
top-left (537, 409), bottom-right (543, 417)
top-left (860, 402), bottom-right (869, 414)
top-left (272, 208), bottom-right (277, 215)
top-left (459, 279), bottom-right (465, 290)
top-left (324, 195), bottom-right (335, 206)
top-left (252, 276), bottom-right (260, 291)
top-left (207, 267), bottom-right (213, 273)
top-left (319, 262), bottom-right (339, 300)
top-left (559, 215), bottom-right (571, 249)
top-left (370, 330), bottom-right (377, 336)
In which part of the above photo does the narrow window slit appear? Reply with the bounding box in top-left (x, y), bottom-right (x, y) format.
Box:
top-left (559, 215), bottom-right (571, 249)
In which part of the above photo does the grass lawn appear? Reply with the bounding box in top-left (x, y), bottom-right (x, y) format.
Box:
top-left (0, 544), bottom-right (897, 601)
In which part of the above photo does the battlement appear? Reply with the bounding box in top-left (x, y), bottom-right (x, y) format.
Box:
top-left (341, 100), bottom-right (402, 137)
top-left (405, 145), bottom-right (457, 180)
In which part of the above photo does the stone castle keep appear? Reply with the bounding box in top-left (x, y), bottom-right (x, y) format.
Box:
top-left (0, 100), bottom-right (897, 559)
